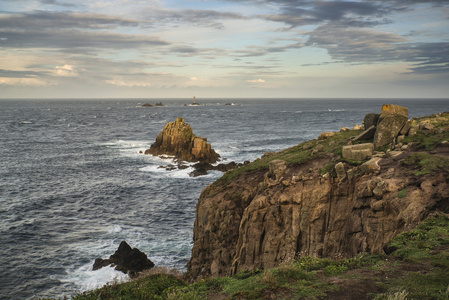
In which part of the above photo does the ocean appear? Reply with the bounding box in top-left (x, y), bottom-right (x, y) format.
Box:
top-left (0, 98), bottom-right (447, 299)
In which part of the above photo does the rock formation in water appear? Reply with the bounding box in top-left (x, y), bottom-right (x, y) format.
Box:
top-left (93, 241), bottom-right (155, 278)
top-left (145, 117), bottom-right (220, 163)
top-left (187, 106), bottom-right (449, 279)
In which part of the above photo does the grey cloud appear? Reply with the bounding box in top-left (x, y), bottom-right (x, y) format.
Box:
top-left (0, 29), bottom-right (168, 51)
top-left (39, 0), bottom-right (77, 7)
top-left (306, 24), bottom-right (449, 74)
top-left (0, 69), bottom-right (45, 78)
top-left (0, 11), bottom-right (144, 30)
top-left (235, 41), bottom-right (303, 57)
top-left (142, 8), bottom-right (247, 29)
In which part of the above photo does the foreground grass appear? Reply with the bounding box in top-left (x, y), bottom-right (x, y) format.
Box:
top-left (58, 214), bottom-right (449, 300)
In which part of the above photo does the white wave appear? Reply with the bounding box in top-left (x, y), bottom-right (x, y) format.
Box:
top-left (20, 121), bottom-right (33, 124)
top-left (107, 225), bottom-right (122, 234)
top-left (61, 263), bottom-right (129, 292)
top-left (327, 109), bottom-right (346, 112)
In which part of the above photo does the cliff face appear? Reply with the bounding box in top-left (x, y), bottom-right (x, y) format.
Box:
top-left (145, 117), bottom-right (220, 163)
top-left (188, 111), bottom-right (449, 279)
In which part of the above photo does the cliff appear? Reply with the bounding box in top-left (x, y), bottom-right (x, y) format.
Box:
top-left (188, 108), bottom-right (449, 279)
top-left (145, 117), bottom-right (220, 163)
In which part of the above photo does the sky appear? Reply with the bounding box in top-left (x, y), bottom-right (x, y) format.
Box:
top-left (0, 0), bottom-right (448, 99)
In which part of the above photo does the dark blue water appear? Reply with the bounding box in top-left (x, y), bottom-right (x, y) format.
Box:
top-left (0, 98), bottom-right (447, 299)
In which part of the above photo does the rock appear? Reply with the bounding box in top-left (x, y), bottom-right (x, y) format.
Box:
top-left (373, 104), bottom-right (408, 149)
top-left (340, 127), bottom-right (350, 132)
top-left (93, 241), bottom-right (154, 278)
top-left (145, 117), bottom-right (220, 163)
top-left (352, 124), bottom-right (363, 130)
top-left (155, 102), bottom-right (165, 106)
top-left (420, 122), bottom-right (435, 131)
top-left (360, 157), bottom-right (382, 173)
top-left (335, 162), bottom-right (346, 180)
top-left (262, 151), bottom-right (276, 158)
top-left (189, 161), bottom-right (240, 177)
top-left (342, 143), bottom-right (374, 161)
top-left (354, 125), bottom-right (376, 141)
top-left (142, 103), bottom-right (153, 107)
top-left (363, 113), bottom-right (380, 130)
top-left (318, 132), bottom-right (335, 140)
top-left (408, 125), bottom-right (419, 136)
top-left (268, 159), bottom-right (287, 180)
top-left (400, 120), bottom-right (412, 135)
top-left (378, 104), bottom-right (408, 118)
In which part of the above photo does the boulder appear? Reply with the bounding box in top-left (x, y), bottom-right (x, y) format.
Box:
top-left (342, 143), bottom-right (374, 161)
top-left (319, 132), bottom-right (335, 140)
top-left (145, 117), bottom-right (220, 163)
top-left (373, 104), bottom-right (408, 149)
top-left (93, 241), bottom-right (154, 278)
top-left (400, 120), bottom-right (412, 135)
top-left (363, 113), bottom-right (380, 130)
top-left (142, 103), bottom-right (153, 107)
top-left (354, 125), bottom-right (377, 141)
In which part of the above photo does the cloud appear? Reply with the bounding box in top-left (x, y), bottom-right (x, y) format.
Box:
top-left (53, 64), bottom-right (78, 77)
top-left (0, 11), bottom-right (145, 30)
top-left (141, 7), bottom-right (248, 29)
top-left (247, 78), bottom-right (265, 83)
top-left (0, 29), bottom-right (168, 51)
top-left (306, 24), bottom-right (449, 74)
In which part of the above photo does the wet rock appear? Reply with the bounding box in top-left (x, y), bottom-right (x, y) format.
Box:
top-left (93, 241), bottom-right (154, 278)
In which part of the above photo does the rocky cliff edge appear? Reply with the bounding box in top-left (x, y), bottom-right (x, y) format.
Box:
top-left (187, 107), bottom-right (449, 279)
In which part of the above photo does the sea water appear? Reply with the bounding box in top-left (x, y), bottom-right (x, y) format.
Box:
top-left (0, 98), bottom-right (447, 299)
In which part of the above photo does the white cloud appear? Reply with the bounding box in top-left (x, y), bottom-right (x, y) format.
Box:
top-left (0, 77), bottom-right (52, 86)
top-left (53, 64), bottom-right (79, 77)
top-left (247, 78), bottom-right (265, 83)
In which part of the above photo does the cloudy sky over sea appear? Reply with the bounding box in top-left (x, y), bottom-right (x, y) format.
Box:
top-left (1, 0), bottom-right (448, 98)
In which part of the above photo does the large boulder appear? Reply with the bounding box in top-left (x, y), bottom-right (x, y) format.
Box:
top-left (363, 113), bottom-right (380, 130)
top-left (342, 143), bottom-right (374, 161)
top-left (145, 117), bottom-right (220, 163)
top-left (373, 104), bottom-right (408, 149)
top-left (93, 241), bottom-right (155, 278)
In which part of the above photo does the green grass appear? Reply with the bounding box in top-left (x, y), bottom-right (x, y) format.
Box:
top-left (213, 129), bottom-right (360, 187)
top-left (401, 153), bottom-right (449, 176)
top-left (71, 273), bottom-right (186, 300)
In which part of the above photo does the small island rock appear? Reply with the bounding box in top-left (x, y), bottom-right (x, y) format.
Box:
top-left (93, 241), bottom-right (155, 278)
top-left (145, 117), bottom-right (220, 163)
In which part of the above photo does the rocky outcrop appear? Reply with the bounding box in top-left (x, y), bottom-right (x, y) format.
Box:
top-left (93, 241), bottom-right (155, 278)
top-left (145, 117), bottom-right (220, 163)
top-left (373, 104), bottom-right (408, 149)
top-left (187, 110), bottom-right (449, 280)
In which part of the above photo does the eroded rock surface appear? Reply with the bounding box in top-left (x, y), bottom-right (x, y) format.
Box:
top-left (188, 110), bottom-right (449, 280)
top-left (145, 117), bottom-right (220, 163)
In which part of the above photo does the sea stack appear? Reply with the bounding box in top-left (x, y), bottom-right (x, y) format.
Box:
top-left (145, 117), bottom-right (220, 163)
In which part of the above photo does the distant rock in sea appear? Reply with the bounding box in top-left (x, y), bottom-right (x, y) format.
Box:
top-left (142, 103), bottom-right (153, 107)
top-left (93, 241), bottom-right (154, 278)
top-left (155, 102), bottom-right (165, 107)
top-left (145, 117), bottom-right (220, 163)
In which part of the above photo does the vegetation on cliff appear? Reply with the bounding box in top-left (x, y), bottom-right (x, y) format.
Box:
top-left (61, 214), bottom-right (449, 299)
